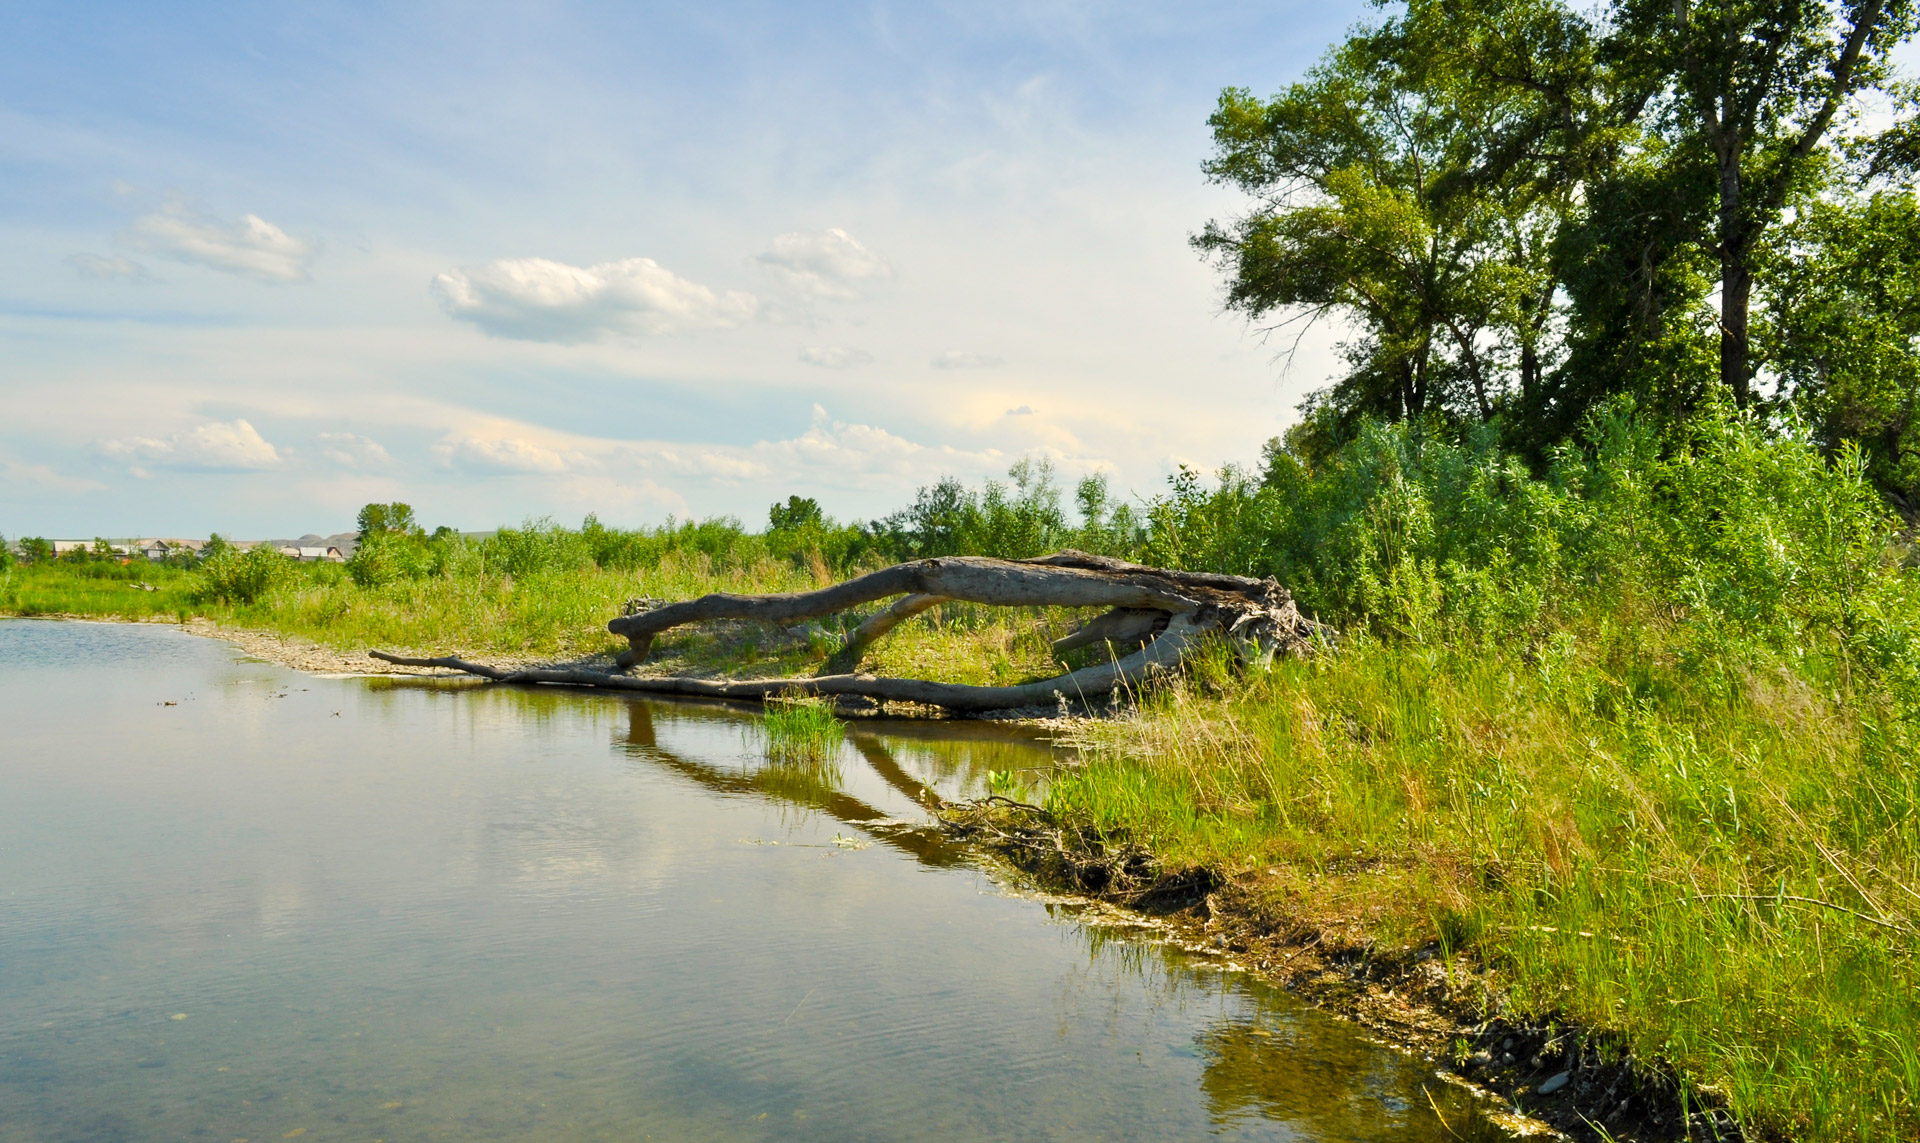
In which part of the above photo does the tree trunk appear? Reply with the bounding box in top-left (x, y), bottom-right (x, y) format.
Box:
top-left (371, 551), bottom-right (1328, 716)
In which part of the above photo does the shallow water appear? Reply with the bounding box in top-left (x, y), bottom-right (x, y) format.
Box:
top-left (0, 619), bottom-right (1502, 1142)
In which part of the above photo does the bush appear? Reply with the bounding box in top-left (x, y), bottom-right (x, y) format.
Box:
top-left (346, 533), bottom-right (443, 588)
top-left (197, 546), bottom-right (292, 604)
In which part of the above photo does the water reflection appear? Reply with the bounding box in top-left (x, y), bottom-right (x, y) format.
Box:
top-left (0, 620), bottom-right (1501, 1143)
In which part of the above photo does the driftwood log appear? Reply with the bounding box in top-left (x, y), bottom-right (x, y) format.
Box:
top-left (370, 551), bottom-right (1324, 714)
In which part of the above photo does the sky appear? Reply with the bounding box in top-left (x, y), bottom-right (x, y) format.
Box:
top-left (3, 0), bottom-right (1377, 538)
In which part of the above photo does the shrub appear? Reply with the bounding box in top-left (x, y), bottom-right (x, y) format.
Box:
top-left (197, 546), bottom-right (292, 604)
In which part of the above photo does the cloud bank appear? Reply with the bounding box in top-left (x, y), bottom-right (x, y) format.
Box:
top-left (798, 345), bottom-right (875, 369)
top-left (756, 228), bottom-right (890, 300)
top-left (66, 254), bottom-right (151, 282)
top-left (931, 350), bottom-right (1004, 370)
top-left (123, 205), bottom-right (313, 283)
top-left (431, 257), bottom-right (757, 342)
top-left (103, 419), bottom-right (283, 472)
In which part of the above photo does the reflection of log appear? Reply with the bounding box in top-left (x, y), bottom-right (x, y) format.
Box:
top-left (370, 551), bottom-right (1325, 715)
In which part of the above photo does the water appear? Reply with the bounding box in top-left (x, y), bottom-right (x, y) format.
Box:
top-left (0, 619), bottom-right (1499, 1142)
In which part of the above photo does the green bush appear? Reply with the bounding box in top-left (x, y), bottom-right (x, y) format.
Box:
top-left (197, 546), bottom-right (293, 604)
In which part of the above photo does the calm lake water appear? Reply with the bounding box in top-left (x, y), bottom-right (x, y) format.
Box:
top-left (0, 619), bottom-right (1500, 1142)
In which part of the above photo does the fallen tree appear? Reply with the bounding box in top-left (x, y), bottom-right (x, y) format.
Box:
top-left (371, 551), bottom-right (1326, 714)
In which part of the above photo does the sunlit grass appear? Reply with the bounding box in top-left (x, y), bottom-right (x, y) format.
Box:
top-left (1056, 623), bottom-right (1920, 1141)
top-left (760, 696), bottom-right (846, 762)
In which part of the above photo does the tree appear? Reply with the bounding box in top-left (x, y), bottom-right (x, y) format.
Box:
top-left (19, 537), bottom-right (52, 564)
top-left (1761, 188), bottom-right (1920, 505)
top-left (767, 496), bottom-right (824, 533)
top-left (1194, 0), bottom-right (1600, 432)
top-left (1608, 0), bottom-right (1916, 405)
top-left (356, 502), bottom-right (420, 538)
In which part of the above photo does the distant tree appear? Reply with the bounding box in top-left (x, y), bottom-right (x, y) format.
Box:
top-left (20, 537), bottom-right (53, 564)
top-left (356, 502), bottom-right (421, 538)
top-left (201, 533), bottom-right (232, 561)
top-left (0, 534), bottom-right (12, 570)
top-left (1194, 0), bottom-right (1590, 430)
top-left (767, 496), bottom-right (825, 533)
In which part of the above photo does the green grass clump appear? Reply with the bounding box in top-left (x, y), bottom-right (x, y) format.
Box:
top-left (760, 697), bottom-right (846, 763)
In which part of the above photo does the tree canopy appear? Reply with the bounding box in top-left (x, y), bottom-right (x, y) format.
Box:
top-left (1200, 0), bottom-right (1920, 490)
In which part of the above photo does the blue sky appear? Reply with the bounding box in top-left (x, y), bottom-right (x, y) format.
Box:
top-left (3, 1), bottom-right (1384, 536)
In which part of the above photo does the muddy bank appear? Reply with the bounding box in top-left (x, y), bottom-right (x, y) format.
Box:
top-left (942, 800), bottom-right (1749, 1143)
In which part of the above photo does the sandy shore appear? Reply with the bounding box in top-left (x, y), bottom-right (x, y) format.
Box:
top-left (174, 617), bottom-right (608, 677)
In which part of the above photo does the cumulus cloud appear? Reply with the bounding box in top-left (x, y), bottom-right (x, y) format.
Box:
top-left (431, 257), bottom-right (757, 343)
top-left (1006, 404), bottom-right (1035, 416)
top-left (445, 436), bottom-right (578, 474)
top-left (66, 254), bottom-right (151, 282)
top-left (798, 345), bottom-right (875, 369)
top-left (316, 432), bottom-right (392, 469)
top-left (756, 228), bottom-right (890, 300)
top-left (103, 419), bottom-right (283, 472)
top-left (123, 205), bottom-right (313, 283)
top-left (932, 350), bottom-right (1005, 370)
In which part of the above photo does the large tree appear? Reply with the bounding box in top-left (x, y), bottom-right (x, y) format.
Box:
top-left (1195, 0), bottom-right (1618, 433)
top-left (1605, 0), bottom-right (1914, 405)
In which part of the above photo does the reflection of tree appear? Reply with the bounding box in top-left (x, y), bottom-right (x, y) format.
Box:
top-left (617, 700), bottom-right (971, 867)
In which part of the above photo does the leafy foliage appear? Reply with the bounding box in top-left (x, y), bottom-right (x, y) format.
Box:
top-left (197, 545), bottom-right (293, 604)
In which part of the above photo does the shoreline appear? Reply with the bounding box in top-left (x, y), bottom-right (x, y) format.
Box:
top-left (945, 802), bottom-right (1744, 1143)
top-left (6, 613), bottom-right (1757, 1139)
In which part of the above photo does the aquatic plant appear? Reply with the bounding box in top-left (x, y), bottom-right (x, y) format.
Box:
top-left (760, 697), bottom-right (846, 763)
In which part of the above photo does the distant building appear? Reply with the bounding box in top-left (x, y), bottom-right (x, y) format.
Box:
top-left (135, 538), bottom-right (204, 561)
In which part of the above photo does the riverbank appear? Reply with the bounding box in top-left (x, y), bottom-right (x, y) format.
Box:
top-left (8, 542), bottom-right (1918, 1139)
top-left (949, 798), bottom-right (1739, 1142)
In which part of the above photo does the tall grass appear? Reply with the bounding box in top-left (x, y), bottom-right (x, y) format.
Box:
top-left (1051, 401), bottom-right (1920, 1140)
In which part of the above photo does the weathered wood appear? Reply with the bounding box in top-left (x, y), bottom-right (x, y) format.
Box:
top-left (373, 620), bottom-right (1204, 712)
top-left (608, 550), bottom-right (1302, 667)
top-left (829, 593), bottom-right (946, 672)
top-left (372, 550), bottom-right (1326, 716)
top-left (1051, 607), bottom-right (1168, 657)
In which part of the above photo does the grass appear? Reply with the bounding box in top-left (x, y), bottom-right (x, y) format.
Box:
top-left (0, 553), bottom-right (1110, 685)
top-left (760, 696), bottom-right (847, 762)
top-left (1054, 622), bottom-right (1920, 1140)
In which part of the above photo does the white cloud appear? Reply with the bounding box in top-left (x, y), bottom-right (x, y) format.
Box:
top-left (798, 345), bottom-right (875, 369)
top-left (756, 228), bottom-right (891, 300)
top-left (123, 205), bottom-right (313, 283)
top-left (102, 419), bottom-right (283, 472)
top-left (66, 254), bottom-right (151, 282)
top-left (1006, 404), bottom-right (1034, 415)
top-left (0, 458), bottom-right (109, 494)
top-left (932, 350), bottom-right (1004, 370)
top-left (444, 435), bottom-right (578, 474)
top-left (316, 432), bottom-right (392, 469)
top-left (431, 257), bottom-right (757, 343)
